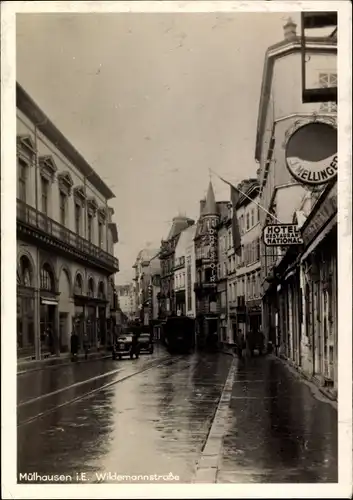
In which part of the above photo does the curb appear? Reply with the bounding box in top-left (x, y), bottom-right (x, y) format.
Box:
top-left (17, 353), bottom-right (110, 375)
top-left (193, 358), bottom-right (236, 483)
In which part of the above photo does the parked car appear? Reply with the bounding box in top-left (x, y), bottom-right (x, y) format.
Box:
top-left (112, 333), bottom-right (140, 360)
top-left (138, 332), bottom-right (154, 354)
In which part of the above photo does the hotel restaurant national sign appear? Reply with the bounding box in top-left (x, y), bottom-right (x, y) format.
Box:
top-left (284, 117), bottom-right (337, 185)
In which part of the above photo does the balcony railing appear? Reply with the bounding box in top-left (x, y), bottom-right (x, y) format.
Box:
top-left (17, 199), bottom-right (119, 272)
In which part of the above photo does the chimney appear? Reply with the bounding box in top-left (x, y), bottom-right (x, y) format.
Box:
top-left (283, 17), bottom-right (297, 41)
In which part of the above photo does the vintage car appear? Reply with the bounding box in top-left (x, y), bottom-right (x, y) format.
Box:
top-left (112, 333), bottom-right (140, 360)
top-left (138, 332), bottom-right (154, 354)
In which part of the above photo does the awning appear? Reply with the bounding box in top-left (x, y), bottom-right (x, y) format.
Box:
top-left (41, 298), bottom-right (58, 306)
top-left (300, 214), bottom-right (337, 262)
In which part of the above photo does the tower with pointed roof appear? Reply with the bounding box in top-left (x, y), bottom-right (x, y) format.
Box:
top-left (194, 181), bottom-right (227, 350)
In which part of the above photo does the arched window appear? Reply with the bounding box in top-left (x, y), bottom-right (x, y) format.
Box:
top-left (88, 278), bottom-right (95, 297)
top-left (74, 273), bottom-right (83, 295)
top-left (18, 255), bottom-right (33, 287)
top-left (98, 281), bottom-right (105, 299)
top-left (40, 263), bottom-right (55, 292)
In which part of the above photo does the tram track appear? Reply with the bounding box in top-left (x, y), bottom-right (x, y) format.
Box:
top-left (17, 354), bottom-right (187, 427)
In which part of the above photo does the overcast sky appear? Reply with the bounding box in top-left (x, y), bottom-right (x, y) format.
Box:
top-left (16, 11), bottom-right (298, 283)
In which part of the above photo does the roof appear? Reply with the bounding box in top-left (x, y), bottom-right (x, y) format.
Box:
top-left (174, 224), bottom-right (196, 258)
top-left (16, 82), bottom-right (115, 200)
top-left (167, 216), bottom-right (195, 240)
top-left (254, 36), bottom-right (337, 161)
top-left (135, 247), bottom-right (160, 264)
top-left (203, 181), bottom-right (217, 215)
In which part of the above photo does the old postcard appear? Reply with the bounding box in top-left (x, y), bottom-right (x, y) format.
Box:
top-left (1, 1), bottom-right (352, 498)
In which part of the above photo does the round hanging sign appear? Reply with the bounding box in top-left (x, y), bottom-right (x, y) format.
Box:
top-left (285, 120), bottom-right (337, 185)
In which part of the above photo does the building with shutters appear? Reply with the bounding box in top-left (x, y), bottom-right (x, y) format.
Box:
top-left (16, 83), bottom-right (119, 361)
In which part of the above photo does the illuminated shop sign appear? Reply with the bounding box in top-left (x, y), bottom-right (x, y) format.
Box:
top-left (263, 224), bottom-right (303, 246)
top-left (285, 119), bottom-right (337, 185)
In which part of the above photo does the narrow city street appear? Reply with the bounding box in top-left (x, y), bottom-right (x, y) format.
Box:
top-left (17, 346), bottom-right (338, 484)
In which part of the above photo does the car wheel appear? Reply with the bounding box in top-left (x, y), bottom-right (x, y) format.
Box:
top-left (130, 353), bottom-right (133, 359)
top-left (118, 355), bottom-right (122, 360)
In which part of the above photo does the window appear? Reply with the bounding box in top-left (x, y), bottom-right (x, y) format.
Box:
top-left (98, 220), bottom-right (104, 248)
top-left (319, 73), bottom-right (337, 113)
top-left (40, 264), bottom-right (54, 291)
top-left (59, 191), bottom-right (67, 226)
top-left (88, 214), bottom-right (93, 242)
top-left (98, 281), bottom-right (105, 299)
top-left (75, 203), bottom-right (81, 235)
top-left (19, 256), bottom-right (32, 287)
top-left (74, 274), bottom-right (83, 295)
top-left (251, 208), bottom-right (255, 228)
top-left (88, 278), bottom-right (95, 297)
top-left (41, 177), bottom-right (49, 215)
top-left (246, 213), bottom-right (250, 231)
top-left (18, 159), bottom-right (27, 203)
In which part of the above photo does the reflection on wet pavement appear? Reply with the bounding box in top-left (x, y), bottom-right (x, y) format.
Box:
top-left (17, 351), bottom-right (337, 484)
top-left (217, 356), bottom-right (337, 483)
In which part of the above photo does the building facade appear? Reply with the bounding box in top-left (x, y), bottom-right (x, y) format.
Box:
top-left (255, 19), bottom-right (337, 396)
top-left (159, 216), bottom-right (194, 319)
top-left (185, 225), bottom-right (197, 319)
top-left (173, 224), bottom-right (196, 317)
top-left (194, 182), bottom-right (228, 350)
top-left (132, 247), bottom-right (160, 324)
top-left (16, 83), bottom-right (119, 360)
top-left (216, 206), bottom-right (231, 343)
top-left (116, 284), bottom-right (136, 320)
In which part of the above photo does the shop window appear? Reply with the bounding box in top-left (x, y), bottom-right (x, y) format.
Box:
top-left (40, 263), bottom-right (55, 292)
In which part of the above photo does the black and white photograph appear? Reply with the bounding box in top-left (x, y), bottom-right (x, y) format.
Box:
top-left (1, 1), bottom-right (352, 498)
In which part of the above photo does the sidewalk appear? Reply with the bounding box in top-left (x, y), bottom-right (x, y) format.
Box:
top-left (215, 354), bottom-right (338, 483)
top-left (17, 350), bottom-right (110, 375)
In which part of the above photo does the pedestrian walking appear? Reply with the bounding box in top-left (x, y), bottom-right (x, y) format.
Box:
top-left (70, 330), bottom-right (79, 361)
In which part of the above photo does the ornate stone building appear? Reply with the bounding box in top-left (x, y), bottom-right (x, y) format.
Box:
top-left (16, 83), bottom-right (119, 360)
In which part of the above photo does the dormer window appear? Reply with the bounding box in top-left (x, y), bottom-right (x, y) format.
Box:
top-left (39, 155), bottom-right (57, 183)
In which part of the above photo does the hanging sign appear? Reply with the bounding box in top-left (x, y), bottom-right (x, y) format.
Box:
top-left (263, 224), bottom-right (303, 246)
top-left (285, 120), bottom-right (337, 185)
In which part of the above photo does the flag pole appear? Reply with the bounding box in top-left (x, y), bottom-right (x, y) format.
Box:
top-left (211, 169), bottom-right (282, 224)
